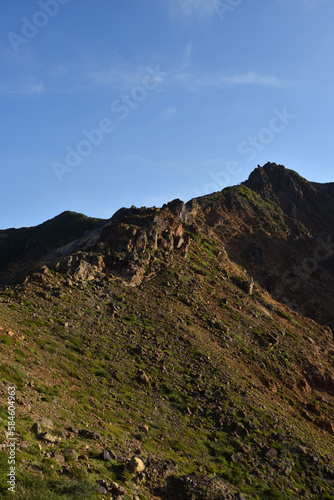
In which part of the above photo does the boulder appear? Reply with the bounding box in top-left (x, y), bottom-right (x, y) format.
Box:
top-left (128, 456), bottom-right (146, 473)
top-left (54, 454), bottom-right (65, 464)
top-left (30, 423), bottom-right (41, 435)
top-left (64, 449), bottom-right (79, 461)
top-left (231, 454), bottom-right (242, 463)
top-left (78, 429), bottom-right (101, 440)
top-left (101, 449), bottom-right (116, 461)
top-left (137, 370), bottom-right (150, 385)
top-left (41, 418), bottom-right (54, 430)
top-left (97, 486), bottom-right (108, 495)
top-left (139, 424), bottom-right (149, 435)
top-left (110, 482), bottom-right (127, 495)
top-left (73, 260), bottom-right (96, 281)
top-left (37, 432), bottom-right (57, 443)
top-left (265, 448), bottom-right (278, 459)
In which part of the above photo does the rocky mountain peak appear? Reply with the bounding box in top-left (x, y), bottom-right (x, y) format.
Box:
top-left (243, 162), bottom-right (307, 200)
top-left (243, 162), bottom-right (334, 227)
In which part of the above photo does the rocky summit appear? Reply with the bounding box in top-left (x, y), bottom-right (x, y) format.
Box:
top-left (0, 162), bottom-right (334, 499)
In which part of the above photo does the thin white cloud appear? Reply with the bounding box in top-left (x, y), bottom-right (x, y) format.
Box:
top-left (47, 58), bottom-right (158, 93)
top-left (197, 71), bottom-right (285, 88)
top-left (0, 58), bottom-right (165, 95)
top-left (167, 69), bottom-right (286, 91)
top-left (73, 63), bottom-right (285, 93)
top-left (0, 79), bottom-right (45, 95)
top-left (0, 65), bottom-right (283, 96)
top-left (165, 0), bottom-right (218, 18)
top-left (0, 41), bottom-right (284, 97)
top-left (85, 63), bottom-right (153, 89)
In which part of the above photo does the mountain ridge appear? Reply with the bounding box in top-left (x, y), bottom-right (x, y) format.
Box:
top-left (1, 163), bottom-right (334, 330)
top-left (0, 163), bottom-right (334, 499)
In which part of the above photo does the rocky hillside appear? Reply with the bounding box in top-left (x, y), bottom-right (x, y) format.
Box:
top-left (0, 163), bottom-right (334, 499)
top-left (0, 211), bottom-right (106, 284)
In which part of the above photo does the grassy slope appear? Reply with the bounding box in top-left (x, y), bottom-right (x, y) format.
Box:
top-left (0, 225), bottom-right (334, 499)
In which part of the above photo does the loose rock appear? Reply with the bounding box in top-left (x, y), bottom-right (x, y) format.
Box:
top-left (128, 456), bottom-right (146, 473)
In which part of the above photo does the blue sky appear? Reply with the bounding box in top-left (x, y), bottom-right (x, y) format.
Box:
top-left (1, 0), bottom-right (334, 228)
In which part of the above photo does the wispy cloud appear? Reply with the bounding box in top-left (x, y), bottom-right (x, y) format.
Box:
top-left (85, 62), bottom-right (158, 90)
top-left (0, 41), bottom-right (284, 97)
top-left (47, 59), bottom-right (163, 93)
top-left (0, 65), bottom-right (283, 97)
top-left (0, 57), bottom-right (165, 96)
top-left (196, 71), bottom-right (285, 88)
top-left (154, 45), bottom-right (286, 91)
top-left (168, 69), bottom-right (286, 91)
top-left (164, 0), bottom-right (218, 18)
top-left (0, 79), bottom-right (45, 95)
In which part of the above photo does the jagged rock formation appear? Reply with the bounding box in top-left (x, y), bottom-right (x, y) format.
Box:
top-left (0, 163), bottom-right (334, 499)
top-left (3, 163), bottom-right (333, 330)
